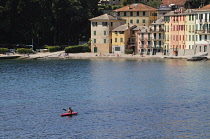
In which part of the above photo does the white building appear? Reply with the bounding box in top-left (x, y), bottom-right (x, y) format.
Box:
top-left (195, 4), bottom-right (210, 56)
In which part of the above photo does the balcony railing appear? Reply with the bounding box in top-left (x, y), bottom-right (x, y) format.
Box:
top-left (195, 30), bottom-right (210, 34)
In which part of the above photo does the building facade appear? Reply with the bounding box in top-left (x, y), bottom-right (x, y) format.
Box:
top-left (113, 3), bottom-right (158, 26)
top-left (112, 24), bottom-right (136, 54)
top-left (89, 14), bottom-right (125, 54)
top-left (195, 5), bottom-right (210, 56)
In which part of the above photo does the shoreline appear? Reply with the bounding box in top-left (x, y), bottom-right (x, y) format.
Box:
top-left (1, 51), bottom-right (209, 60)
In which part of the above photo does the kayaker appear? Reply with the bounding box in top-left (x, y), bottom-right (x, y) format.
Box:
top-left (67, 107), bottom-right (73, 113)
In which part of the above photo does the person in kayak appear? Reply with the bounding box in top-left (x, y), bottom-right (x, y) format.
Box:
top-left (67, 107), bottom-right (73, 113)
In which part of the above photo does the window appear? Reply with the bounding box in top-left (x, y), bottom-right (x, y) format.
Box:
top-left (94, 39), bottom-right (96, 43)
top-left (204, 45), bottom-right (207, 52)
top-left (111, 22), bottom-right (113, 26)
top-left (94, 31), bottom-right (96, 36)
top-left (200, 46), bottom-right (202, 52)
top-left (120, 38), bottom-right (123, 42)
top-left (102, 22), bottom-right (108, 26)
top-left (142, 19), bottom-right (145, 23)
top-left (104, 31), bottom-right (106, 35)
top-left (130, 12), bottom-right (133, 16)
top-left (104, 39), bottom-right (106, 43)
top-left (199, 35), bottom-right (202, 41)
top-left (205, 35), bottom-right (207, 40)
top-left (136, 19), bottom-right (139, 23)
top-left (143, 11), bottom-right (146, 16)
top-left (124, 12), bottom-right (126, 16)
top-left (115, 47), bottom-right (120, 51)
top-left (119, 31), bottom-right (124, 34)
top-left (137, 12), bottom-right (139, 16)
top-left (117, 12), bottom-right (120, 16)
top-left (130, 19), bottom-right (133, 24)
top-left (115, 38), bottom-right (117, 42)
top-left (92, 22), bottom-right (97, 27)
top-left (189, 35), bottom-right (191, 41)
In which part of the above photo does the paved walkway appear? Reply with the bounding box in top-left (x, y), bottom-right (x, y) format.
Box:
top-left (1, 50), bottom-right (209, 60)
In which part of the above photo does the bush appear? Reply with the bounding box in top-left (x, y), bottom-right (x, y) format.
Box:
top-left (125, 49), bottom-right (133, 54)
top-left (17, 48), bottom-right (33, 54)
top-left (45, 46), bottom-right (61, 52)
top-left (65, 45), bottom-right (91, 53)
top-left (0, 48), bottom-right (9, 54)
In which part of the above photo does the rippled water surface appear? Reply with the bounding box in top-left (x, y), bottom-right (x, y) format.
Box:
top-left (0, 59), bottom-right (210, 138)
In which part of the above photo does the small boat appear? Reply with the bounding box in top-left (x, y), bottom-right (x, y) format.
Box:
top-left (187, 56), bottom-right (208, 61)
top-left (61, 112), bottom-right (78, 117)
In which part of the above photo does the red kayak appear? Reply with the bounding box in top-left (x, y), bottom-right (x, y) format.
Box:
top-left (61, 112), bottom-right (78, 116)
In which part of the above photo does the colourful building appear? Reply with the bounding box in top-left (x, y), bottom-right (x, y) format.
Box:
top-left (165, 8), bottom-right (187, 56)
top-left (89, 14), bottom-right (125, 54)
top-left (112, 24), bottom-right (136, 54)
top-left (134, 26), bottom-right (153, 55)
top-left (113, 3), bottom-right (157, 26)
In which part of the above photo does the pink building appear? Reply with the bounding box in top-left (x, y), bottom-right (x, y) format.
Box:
top-left (134, 26), bottom-right (153, 55)
top-left (169, 8), bottom-right (186, 56)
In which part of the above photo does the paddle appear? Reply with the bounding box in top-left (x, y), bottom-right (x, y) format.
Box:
top-left (63, 109), bottom-right (67, 111)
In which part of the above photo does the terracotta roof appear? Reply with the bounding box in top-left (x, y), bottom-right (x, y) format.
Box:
top-left (114, 3), bottom-right (157, 12)
top-left (161, 0), bottom-right (187, 6)
top-left (89, 14), bottom-right (123, 21)
top-left (196, 4), bottom-right (210, 11)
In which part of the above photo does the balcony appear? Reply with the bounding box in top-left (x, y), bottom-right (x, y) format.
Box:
top-left (138, 38), bottom-right (152, 41)
top-left (195, 30), bottom-right (210, 34)
top-left (151, 28), bottom-right (164, 32)
top-left (199, 19), bottom-right (210, 23)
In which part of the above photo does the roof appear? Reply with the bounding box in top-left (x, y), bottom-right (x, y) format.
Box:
top-left (114, 3), bottom-right (157, 12)
top-left (133, 26), bottom-right (152, 33)
top-left (152, 17), bottom-right (164, 24)
top-left (112, 24), bottom-right (136, 31)
top-left (112, 25), bottom-right (129, 31)
top-left (164, 8), bottom-right (196, 16)
top-left (89, 14), bottom-right (122, 21)
top-left (196, 4), bottom-right (210, 11)
top-left (161, 0), bottom-right (187, 6)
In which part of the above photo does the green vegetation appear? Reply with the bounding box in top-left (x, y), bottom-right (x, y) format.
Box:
top-left (125, 49), bottom-right (133, 54)
top-left (98, 5), bottom-right (122, 10)
top-left (65, 44), bottom-right (90, 53)
top-left (17, 48), bottom-right (33, 54)
top-left (147, 0), bottom-right (162, 8)
top-left (0, 48), bottom-right (8, 54)
top-left (0, 0), bottom-right (99, 48)
top-left (45, 46), bottom-right (61, 52)
top-left (121, 0), bottom-right (135, 6)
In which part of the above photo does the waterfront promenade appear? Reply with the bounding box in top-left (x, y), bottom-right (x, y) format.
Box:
top-left (0, 50), bottom-right (209, 60)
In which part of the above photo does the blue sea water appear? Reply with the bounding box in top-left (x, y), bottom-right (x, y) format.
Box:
top-left (0, 59), bottom-right (210, 138)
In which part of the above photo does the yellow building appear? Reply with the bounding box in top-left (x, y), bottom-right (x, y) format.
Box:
top-left (112, 24), bottom-right (136, 54)
top-left (113, 3), bottom-right (157, 26)
top-left (89, 14), bottom-right (125, 54)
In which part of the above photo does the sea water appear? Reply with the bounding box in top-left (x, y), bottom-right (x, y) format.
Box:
top-left (0, 59), bottom-right (210, 138)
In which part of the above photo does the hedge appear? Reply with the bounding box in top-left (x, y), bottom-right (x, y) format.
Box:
top-left (65, 45), bottom-right (91, 53)
top-left (45, 46), bottom-right (61, 52)
top-left (125, 49), bottom-right (133, 54)
top-left (17, 48), bottom-right (33, 54)
top-left (0, 48), bottom-right (9, 54)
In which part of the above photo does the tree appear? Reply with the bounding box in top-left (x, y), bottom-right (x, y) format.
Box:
top-left (147, 0), bottom-right (161, 8)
